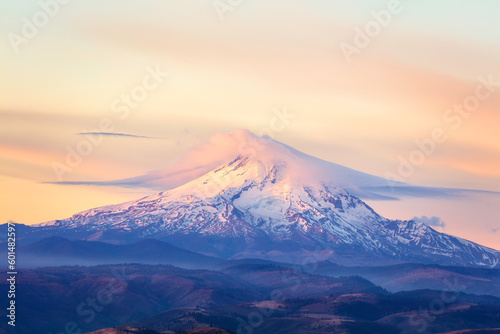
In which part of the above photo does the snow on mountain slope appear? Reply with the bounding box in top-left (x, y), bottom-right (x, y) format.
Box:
top-left (36, 130), bottom-right (500, 267)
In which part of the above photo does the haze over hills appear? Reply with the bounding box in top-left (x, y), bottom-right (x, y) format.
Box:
top-left (1, 237), bottom-right (220, 268)
top-left (0, 264), bottom-right (383, 333)
top-left (2, 236), bottom-right (499, 297)
top-left (4, 263), bottom-right (499, 334)
top-left (11, 130), bottom-right (497, 268)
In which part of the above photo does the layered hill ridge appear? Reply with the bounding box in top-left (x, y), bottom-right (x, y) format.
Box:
top-left (31, 130), bottom-right (500, 267)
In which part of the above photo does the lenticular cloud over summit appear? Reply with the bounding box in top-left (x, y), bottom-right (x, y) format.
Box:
top-left (54, 129), bottom-right (500, 202)
top-left (65, 129), bottom-right (396, 196)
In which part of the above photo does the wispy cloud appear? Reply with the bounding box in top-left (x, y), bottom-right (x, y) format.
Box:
top-left (413, 216), bottom-right (446, 229)
top-left (77, 132), bottom-right (157, 139)
top-left (354, 185), bottom-right (500, 201)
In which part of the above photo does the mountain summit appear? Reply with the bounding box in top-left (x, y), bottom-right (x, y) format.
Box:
top-left (86, 129), bottom-right (394, 196)
top-left (34, 130), bottom-right (499, 267)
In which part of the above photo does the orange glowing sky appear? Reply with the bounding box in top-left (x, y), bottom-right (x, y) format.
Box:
top-left (1, 0), bottom-right (499, 249)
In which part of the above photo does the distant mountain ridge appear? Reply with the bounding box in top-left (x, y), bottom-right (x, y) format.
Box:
top-left (1, 237), bottom-right (219, 268)
top-left (3, 236), bottom-right (499, 297)
top-left (12, 130), bottom-right (500, 267)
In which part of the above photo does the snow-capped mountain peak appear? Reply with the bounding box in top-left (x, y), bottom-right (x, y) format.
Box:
top-left (34, 130), bottom-right (500, 268)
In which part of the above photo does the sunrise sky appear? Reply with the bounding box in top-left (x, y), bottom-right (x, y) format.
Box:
top-left (1, 0), bottom-right (499, 249)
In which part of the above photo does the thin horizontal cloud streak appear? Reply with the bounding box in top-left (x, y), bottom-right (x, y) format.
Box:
top-left (77, 132), bottom-right (157, 139)
top-left (357, 185), bottom-right (500, 200)
top-left (44, 164), bottom-right (212, 190)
